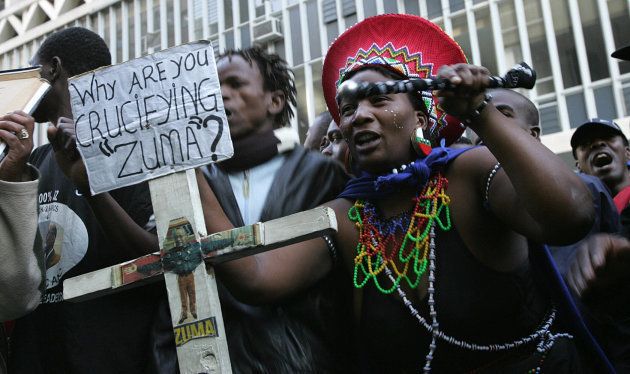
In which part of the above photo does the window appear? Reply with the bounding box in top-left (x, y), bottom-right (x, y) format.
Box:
top-left (550, 0), bottom-right (581, 88)
top-left (326, 21), bottom-right (338, 46)
top-left (307, 0), bottom-right (321, 59)
top-left (449, 0), bottom-right (465, 13)
top-left (289, 6), bottom-right (303, 65)
top-left (609, 0), bottom-right (630, 74)
top-left (404, 0), bottom-right (419, 15)
top-left (322, 0), bottom-right (337, 24)
top-left (102, 10), bottom-right (111, 51)
top-left (179, 0), bottom-right (188, 44)
top-left (271, 0), bottom-right (281, 12)
top-left (294, 66), bottom-right (308, 140)
top-left (274, 39), bottom-right (286, 60)
top-left (343, 0), bottom-right (357, 26)
top-left (593, 85), bottom-right (616, 120)
top-left (539, 101), bottom-right (561, 134)
top-left (255, 0), bottom-right (264, 17)
top-left (566, 91), bottom-right (588, 128)
top-left (342, 0), bottom-right (356, 17)
top-left (475, 7), bottom-right (498, 74)
top-left (451, 15), bottom-right (472, 62)
top-left (225, 29), bottom-right (234, 49)
top-left (427, 0), bottom-right (442, 19)
top-left (524, 0), bottom-right (554, 94)
top-left (363, 0), bottom-right (377, 17)
top-left (498, 0), bottom-right (522, 69)
top-left (383, 1), bottom-right (397, 13)
top-left (224, 0), bottom-right (233, 28)
top-left (578, 0), bottom-right (609, 81)
top-left (126, 1), bottom-right (140, 59)
top-left (311, 61), bottom-right (325, 115)
top-left (240, 25), bottom-right (250, 48)
top-left (166, 0), bottom-right (174, 47)
top-left (622, 83), bottom-right (630, 116)
top-left (239, 0), bottom-right (249, 23)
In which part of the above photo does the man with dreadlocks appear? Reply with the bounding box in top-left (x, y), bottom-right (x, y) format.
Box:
top-left (155, 47), bottom-right (351, 372)
top-left (9, 27), bottom-right (162, 373)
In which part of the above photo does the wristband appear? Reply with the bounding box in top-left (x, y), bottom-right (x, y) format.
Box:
top-left (463, 93), bottom-right (493, 126)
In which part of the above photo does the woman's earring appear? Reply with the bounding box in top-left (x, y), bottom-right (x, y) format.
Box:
top-left (411, 127), bottom-right (432, 157)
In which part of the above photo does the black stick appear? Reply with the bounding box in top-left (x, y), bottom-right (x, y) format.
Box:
top-left (336, 62), bottom-right (537, 100)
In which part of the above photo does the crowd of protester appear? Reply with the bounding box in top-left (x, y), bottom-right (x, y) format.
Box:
top-left (1, 12), bottom-right (630, 374)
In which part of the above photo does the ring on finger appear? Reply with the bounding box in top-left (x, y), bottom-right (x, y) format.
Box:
top-left (18, 128), bottom-right (29, 140)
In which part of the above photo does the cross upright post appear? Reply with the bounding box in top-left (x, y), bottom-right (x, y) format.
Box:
top-left (148, 169), bottom-right (231, 373)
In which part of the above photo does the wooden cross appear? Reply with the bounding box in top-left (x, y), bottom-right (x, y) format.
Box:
top-left (62, 41), bottom-right (337, 374)
top-left (63, 177), bottom-right (336, 372)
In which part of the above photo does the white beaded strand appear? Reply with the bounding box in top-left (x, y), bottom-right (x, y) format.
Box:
top-left (424, 225), bottom-right (438, 373)
top-left (384, 221), bottom-right (573, 373)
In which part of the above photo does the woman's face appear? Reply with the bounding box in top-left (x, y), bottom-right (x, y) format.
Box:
top-left (337, 69), bottom-right (426, 174)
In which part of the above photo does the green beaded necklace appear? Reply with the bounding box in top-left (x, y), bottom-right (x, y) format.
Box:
top-left (350, 173), bottom-right (452, 294)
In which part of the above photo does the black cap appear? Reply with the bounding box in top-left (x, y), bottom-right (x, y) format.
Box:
top-left (571, 118), bottom-right (628, 156)
top-left (612, 45), bottom-right (630, 61)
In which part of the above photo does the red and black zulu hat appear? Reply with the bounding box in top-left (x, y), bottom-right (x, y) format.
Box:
top-left (322, 14), bottom-right (468, 145)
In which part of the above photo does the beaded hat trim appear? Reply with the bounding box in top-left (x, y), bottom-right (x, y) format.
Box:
top-left (336, 43), bottom-right (449, 140)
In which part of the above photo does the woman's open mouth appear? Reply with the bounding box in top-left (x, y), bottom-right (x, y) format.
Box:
top-left (353, 131), bottom-right (381, 151)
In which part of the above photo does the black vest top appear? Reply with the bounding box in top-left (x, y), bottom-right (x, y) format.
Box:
top-left (357, 224), bottom-right (582, 373)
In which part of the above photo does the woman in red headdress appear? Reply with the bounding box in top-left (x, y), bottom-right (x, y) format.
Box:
top-left (199, 14), bottom-right (600, 372)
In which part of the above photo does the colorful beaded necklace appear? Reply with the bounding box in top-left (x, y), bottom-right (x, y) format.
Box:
top-left (350, 172), bottom-right (451, 293)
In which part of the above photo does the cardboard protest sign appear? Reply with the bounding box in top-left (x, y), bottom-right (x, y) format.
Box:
top-left (69, 41), bottom-right (232, 194)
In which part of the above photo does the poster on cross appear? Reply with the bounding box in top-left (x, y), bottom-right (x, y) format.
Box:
top-left (69, 40), bottom-right (232, 195)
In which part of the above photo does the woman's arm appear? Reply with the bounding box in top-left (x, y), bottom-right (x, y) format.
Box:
top-left (438, 64), bottom-right (594, 245)
top-left (196, 169), bottom-right (335, 304)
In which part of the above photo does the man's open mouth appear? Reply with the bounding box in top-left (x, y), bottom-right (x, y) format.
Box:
top-left (592, 152), bottom-right (613, 168)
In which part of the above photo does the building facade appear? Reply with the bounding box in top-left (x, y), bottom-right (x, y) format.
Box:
top-left (0, 0), bottom-right (629, 159)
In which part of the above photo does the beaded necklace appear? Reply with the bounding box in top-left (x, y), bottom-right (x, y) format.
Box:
top-left (350, 173), bottom-right (451, 293)
top-left (349, 172), bottom-right (573, 373)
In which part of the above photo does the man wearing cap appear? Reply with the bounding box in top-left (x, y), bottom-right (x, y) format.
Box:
top-left (571, 118), bottom-right (630, 212)
top-left (569, 118), bottom-right (630, 373)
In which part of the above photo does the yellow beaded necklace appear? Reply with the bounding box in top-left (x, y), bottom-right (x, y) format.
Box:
top-left (350, 173), bottom-right (451, 294)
